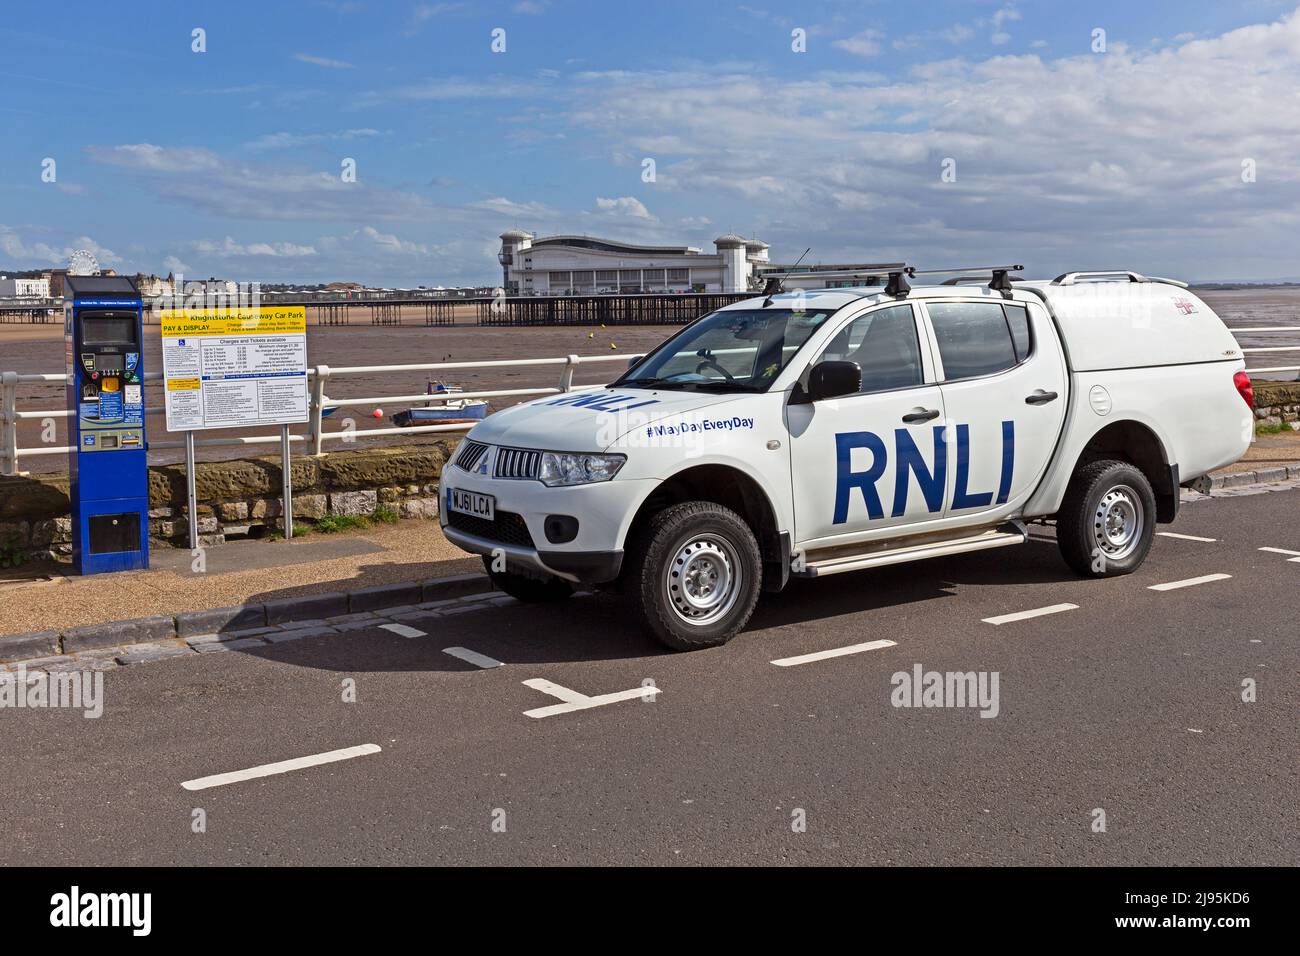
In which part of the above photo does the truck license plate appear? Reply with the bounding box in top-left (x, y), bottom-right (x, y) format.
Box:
top-left (449, 488), bottom-right (495, 521)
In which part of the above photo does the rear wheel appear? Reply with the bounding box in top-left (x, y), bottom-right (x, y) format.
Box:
top-left (626, 501), bottom-right (763, 651)
top-left (1056, 460), bottom-right (1156, 577)
top-left (482, 557), bottom-right (574, 603)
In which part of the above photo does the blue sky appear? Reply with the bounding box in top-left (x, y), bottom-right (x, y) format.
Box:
top-left (3, 0), bottom-right (1299, 284)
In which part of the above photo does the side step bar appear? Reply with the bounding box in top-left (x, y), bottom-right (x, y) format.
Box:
top-left (796, 521), bottom-right (1028, 578)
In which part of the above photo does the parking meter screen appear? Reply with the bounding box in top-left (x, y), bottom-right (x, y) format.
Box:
top-left (82, 315), bottom-right (137, 345)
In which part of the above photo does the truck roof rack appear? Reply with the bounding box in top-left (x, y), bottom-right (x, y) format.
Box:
top-left (761, 263), bottom-right (1025, 299)
top-left (1052, 271), bottom-right (1189, 289)
top-left (915, 264), bottom-right (1024, 299)
top-left (758, 262), bottom-right (907, 283)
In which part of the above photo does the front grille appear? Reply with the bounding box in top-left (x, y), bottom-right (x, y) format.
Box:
top-left (455, 440), bottom-right (489, 473)
top-left (494, 446), bottom-right (542, 480)
top-left (446, 509), bottom-right (535, 548)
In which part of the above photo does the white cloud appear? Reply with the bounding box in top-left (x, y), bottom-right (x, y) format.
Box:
top-left (353, 76), bottom-right (537, 106)
top-left (293, 52), bottom-right (353, 69)
top-left (48, 7), bottom-right (1300, 284)
top-left (245, 128), bottom-right (382, 150)
top-left (87, 144), bottom-right (439, 222)
top-left (991, 5), bottom-right (1021, 29)
top-left (941, 24), bottom-right (974, 44)
top-left (834, 29), bottom-right (885, 58)
top-left (468, 196), bottom-right (553, 218)
top-left (0, 225), bottom-right (121, 269)
top-left (594, 196), bottom-right (656, 221)
top-left (987, 4), bottom-right (1020, 44)
top-left (192, 237), bottom-right (317, 258)
top-left (406, 3), bottom-right (468, 35)
top-left (512, 0), bottom-right (548, 13)
top-left (549, 8), bottom-right (1300, 279)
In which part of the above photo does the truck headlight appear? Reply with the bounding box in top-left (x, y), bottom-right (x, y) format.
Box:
top-left (539, 452), bottom-right (626, 487)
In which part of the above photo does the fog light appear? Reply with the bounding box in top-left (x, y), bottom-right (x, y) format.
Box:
top-left (544, 514), bottom-right (579, 544)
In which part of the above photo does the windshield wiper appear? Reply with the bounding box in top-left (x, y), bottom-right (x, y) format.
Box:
top-left (619, 377), bottom-right (693, 389)
top-left (679, 380), bottom-right (764, 392)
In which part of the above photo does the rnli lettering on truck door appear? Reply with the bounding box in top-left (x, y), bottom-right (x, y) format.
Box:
top-left (833, 421), bottom-right (1015, 523)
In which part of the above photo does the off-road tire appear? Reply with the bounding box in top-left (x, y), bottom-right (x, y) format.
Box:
top-left (626, 501), bottom-right (763, 651)
top-left (1056, 459), bottom-right (1157, 577)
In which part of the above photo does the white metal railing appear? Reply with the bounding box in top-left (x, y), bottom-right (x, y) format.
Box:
top-left (1232, 324), bottom-right (1300, 375)
top-left (2, 325), bottom-right (1297, 477)
top-left (0, 353), bottom-right (633, 476)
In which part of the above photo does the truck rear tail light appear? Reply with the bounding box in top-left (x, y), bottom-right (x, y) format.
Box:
top-left (1233, 371), bottom-right (1254, 408)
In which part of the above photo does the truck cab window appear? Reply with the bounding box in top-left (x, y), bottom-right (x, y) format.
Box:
top-left (813, 304), bottom-right (922, 394)
top-left (1004, 303), bottom-right (1032, 362)
top-left (927, 301), bottom-right (1019, 380)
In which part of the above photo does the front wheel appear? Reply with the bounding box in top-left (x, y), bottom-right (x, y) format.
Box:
top-left (626, 501), bottom-right (763, 651)
top-left (1056, 460), bottom-right (1157, 577)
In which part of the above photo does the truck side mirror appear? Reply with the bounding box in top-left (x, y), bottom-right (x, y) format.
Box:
top-left (807, 360), bottom-right (861, 401)
top-left (627, 355), bottom-right (644, 369)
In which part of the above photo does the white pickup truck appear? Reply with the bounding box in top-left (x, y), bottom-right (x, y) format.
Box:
top-left (441, 268), bottom-right (1253, 650)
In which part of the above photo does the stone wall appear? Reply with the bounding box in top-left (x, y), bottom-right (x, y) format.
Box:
top-left (1252, 381), bottom-right (1300, 426)
top-left (0, 441), bottom-right (456, 560)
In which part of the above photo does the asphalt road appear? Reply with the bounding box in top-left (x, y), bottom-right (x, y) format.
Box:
top-left (2, 486), bottom-right (1297, 866)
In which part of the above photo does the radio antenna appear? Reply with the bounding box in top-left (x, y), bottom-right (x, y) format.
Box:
top-left (763, 247), bottom-right (811, 305)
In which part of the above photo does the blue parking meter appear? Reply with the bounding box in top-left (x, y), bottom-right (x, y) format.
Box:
top-left (64, 275), bottom-right (149, 573)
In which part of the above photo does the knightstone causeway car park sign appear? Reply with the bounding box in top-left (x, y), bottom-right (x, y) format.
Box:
top-left (158, 306), bottom-right (308, 432)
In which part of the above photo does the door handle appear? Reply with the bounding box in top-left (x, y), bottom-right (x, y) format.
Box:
top-left (1025, 390), bottom-right (1059, 405)
top-left (902, 407), bottom-right (941, 424)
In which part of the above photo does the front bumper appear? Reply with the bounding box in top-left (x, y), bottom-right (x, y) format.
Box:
top-left (441, 525), bottom-right (624, 584)
top-left (439, 471), bottom-right (654, 585)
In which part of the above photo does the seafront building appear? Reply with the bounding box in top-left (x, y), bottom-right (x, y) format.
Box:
top-left (496, 231), bottom-right (906, 295)
top-left (497, 230), bottom-right (771, 295)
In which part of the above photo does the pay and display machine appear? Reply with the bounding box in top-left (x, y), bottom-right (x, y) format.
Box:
top-left (64, 275), bottom-right (149, 573)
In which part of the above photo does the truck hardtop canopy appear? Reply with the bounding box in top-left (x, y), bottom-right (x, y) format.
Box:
top-left (729, 265), bottom-right (1238, 374)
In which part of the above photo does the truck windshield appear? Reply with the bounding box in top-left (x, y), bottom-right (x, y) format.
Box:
top-left (616, 308), bottom-right (836, 392)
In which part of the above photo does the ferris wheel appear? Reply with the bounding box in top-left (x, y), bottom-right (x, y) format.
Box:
top-left (68, 249), bottom-right (100, 276)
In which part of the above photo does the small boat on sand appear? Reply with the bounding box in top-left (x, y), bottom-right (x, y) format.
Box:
top-left (391, 382), bottom-right (488, 427)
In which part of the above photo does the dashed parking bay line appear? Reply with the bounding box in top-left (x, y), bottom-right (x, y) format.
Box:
top-left (1148, 573), bottom-right (1232, 592)
top-left (770, 639), bottom-right (897, 667)
top-left (379, 623), bottom-right (427, 639)
top-left (181, 744), bottom-right (382, 791)
top-left (442, 646), bottom-right (503, 669)
top-left (981, 603), bottom-right (1078, 626)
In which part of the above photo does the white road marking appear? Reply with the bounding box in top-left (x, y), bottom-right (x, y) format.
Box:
top-left (770, 639), bottom-right (897, 667)
top-left (521, 678), bottom-right (658, 718)
top-left (1148, 573), bottom-right (1232, 592)
top-left (181, 744), bottom-right (382, 791)
top-left (1258, 547), bottom-right (1300, 556)
top-left (982, 603), bottom-right (1079, 626)
top-left (379, 623), bottom-right (426, 639)
top-left (1157, 532), bottom-right (1217, 543)
top-left (443, 646), bottom-right (503, 669)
